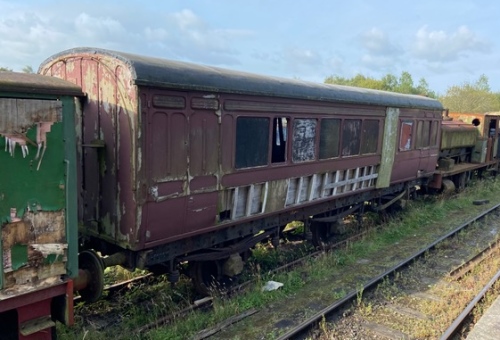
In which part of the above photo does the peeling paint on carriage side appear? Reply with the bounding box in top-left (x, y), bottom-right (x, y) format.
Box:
top-left (0, 99), bottom-right (61, 170)
top-left (377, 107), bottom-right (399, 188)
top-left (39, 51), bottom-right (140, 249)
top-left (0, 82), bottom-right (78, 294)
top-left (1, 209), bottom-right (68, 295)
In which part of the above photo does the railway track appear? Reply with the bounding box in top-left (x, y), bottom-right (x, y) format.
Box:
top-left (70, 221), bottom-right (374, 333)
top-left (135, 225), bottom-right (377, 334)
top-left (73, 273), bottom-right (153, 303)
top-left (70, 195), bottom-right (500, 339)
top-left (274, 202), bottom-right (500, 339)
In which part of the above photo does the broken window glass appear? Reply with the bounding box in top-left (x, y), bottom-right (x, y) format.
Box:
top-left (292, 118), bottom-right (317, 162)
top-left (341, 119), bottom-right (361, 156)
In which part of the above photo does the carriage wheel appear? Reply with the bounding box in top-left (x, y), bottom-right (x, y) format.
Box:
top-left (310, 222), bottom-right (331, 248)
top-left (190, 260), bottom-right (223, 295)
top-left (78, 250), bottom-right (104, 303)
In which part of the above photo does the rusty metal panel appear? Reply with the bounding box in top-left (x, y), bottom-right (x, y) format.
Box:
top-left (440, 121), bottom-right (478, 149)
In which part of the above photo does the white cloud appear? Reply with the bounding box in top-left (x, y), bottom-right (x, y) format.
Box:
top-left (360, 27), bottom-right (401, 55)
top-left (74, 13), bottom-right (126, 39)
top-left (412, 25), bottom-right (490, 62)
top-left (361, 54), bottom-right (396, 69)
top-left (0, 11), bottom-right (66, 67)
top-left (140, 9), bottom-right (254, 65)
top-left (284, 47), bottom-right (322, 66)
top-left (358, 27), bottom-right (402, 72)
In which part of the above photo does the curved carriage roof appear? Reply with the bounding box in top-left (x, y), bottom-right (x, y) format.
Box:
top-left (41, 47), bottom-right (442, 110)
top-left (0, 71), bottom-right (83, 96)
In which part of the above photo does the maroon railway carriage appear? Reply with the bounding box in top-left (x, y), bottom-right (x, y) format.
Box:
top-left (39, 47), bottom-right (443, 294)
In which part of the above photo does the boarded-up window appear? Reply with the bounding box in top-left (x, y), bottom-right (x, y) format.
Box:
top-left (399, 121), bottom-right (413, 151)
top-left (235, 117), bottom-right (269, 169)
top-left (319, 118), bottom-right (340, 159)
top-left (360, 119), bottom-right (379, 154)
top-left (422, 120), bottom-right (431, 147)
top-left (415, 120), bottom-right (431, 148)
top-left (341, 119), bottom-right (361, 156)
top-left (292, 119), bottom-right (317, 162)
top-left (430, 120), bottom-right (439, 147)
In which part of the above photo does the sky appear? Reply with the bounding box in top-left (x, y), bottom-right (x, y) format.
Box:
top-left (0, 0), bottom-right (498, 95)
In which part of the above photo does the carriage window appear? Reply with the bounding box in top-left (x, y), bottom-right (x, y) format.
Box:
top-left (399, 120), bottom-right (413, 151)
top-left (415, 121), bottom-right (423, 148)
top-left (360, 119), bottom-right (379, 154)
top-left (235, 117), bottom-right (270, 169)
top-left (430, 121), bottom-right (439, 147)
top-left (341, 119), bottom-right (361, 156)
top-left (415, 120), bottom-right (431, 148)
top-left (292, 119), bottom-right (317, 162)
top-left (272, 117), bottom-right (288, 163)
top-left (319, 118), bottom-right (340, 159)
top-left (422, 121), bottom-right (431, 147)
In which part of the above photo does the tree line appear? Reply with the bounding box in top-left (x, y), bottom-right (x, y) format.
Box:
top-left (2, 64), bottom-right (499, 113)
top-left (325, 72), bottom-right (500, 113)
top-left (0, 66), bottom-right (33, 73)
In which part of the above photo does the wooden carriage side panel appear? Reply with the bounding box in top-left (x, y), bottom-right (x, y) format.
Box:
top-left (40, 55), bottom-right (139, 249)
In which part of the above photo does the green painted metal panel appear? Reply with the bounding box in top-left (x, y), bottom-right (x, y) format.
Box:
top-left (377, 107), bottom-right (399, 188)
top-left (63, 98), bottom-right (78, 278)
top-left (11, 244), bottom-right (28, 270)
top-left (0, 93), bottom-right (79, 292)
top-left (0, 121), bottom-right (66, 221)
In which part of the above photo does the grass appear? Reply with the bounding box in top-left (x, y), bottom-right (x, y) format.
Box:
top-left (59, 177), bottom-right (500, 339)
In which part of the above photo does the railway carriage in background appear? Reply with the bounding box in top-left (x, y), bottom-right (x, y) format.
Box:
top-left (38, 47), bottom-right (443, 295)
top-left (4, 46), bottom-right (500, 339)
top-left (0, 73), bottom-right (81, 339)
top-left (428, 111), bottom-right (500, 191)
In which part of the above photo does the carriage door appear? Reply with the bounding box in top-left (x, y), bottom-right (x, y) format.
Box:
top-left (146, 92), bottom-right (189, 242)
top-left (184, 95), bottom-right (221, 233)
top-left (485, 116), bottom-right (499, 160)
top-left (416, 119), bottom-right (432, 175)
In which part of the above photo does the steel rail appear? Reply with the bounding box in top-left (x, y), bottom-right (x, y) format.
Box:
top-left (276, 202), bottom-right (500, 340)
top-left (440, 267), bottom-right (500, 339)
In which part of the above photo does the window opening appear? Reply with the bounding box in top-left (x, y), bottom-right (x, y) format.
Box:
top-left (422, 120), bottom-right (431, 147)
top-left (360, 119), bottom-right (379, 154)
top-left (341, 119), bottom-right (361, 156)
top-left (319, 118), bottom-right (340, 159)
top-left (489, 119), bottom-right (497, 137)
top-left (430, 120), bottom-right (439, 147)
top-left (235, 117), bottom-right (270, 169)
top-left (272, 117), bottom-right (288, 163)
top-left (399, 120), bottom-right (413, 151)
top-left (292, 118), bottom-right (317, 162)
